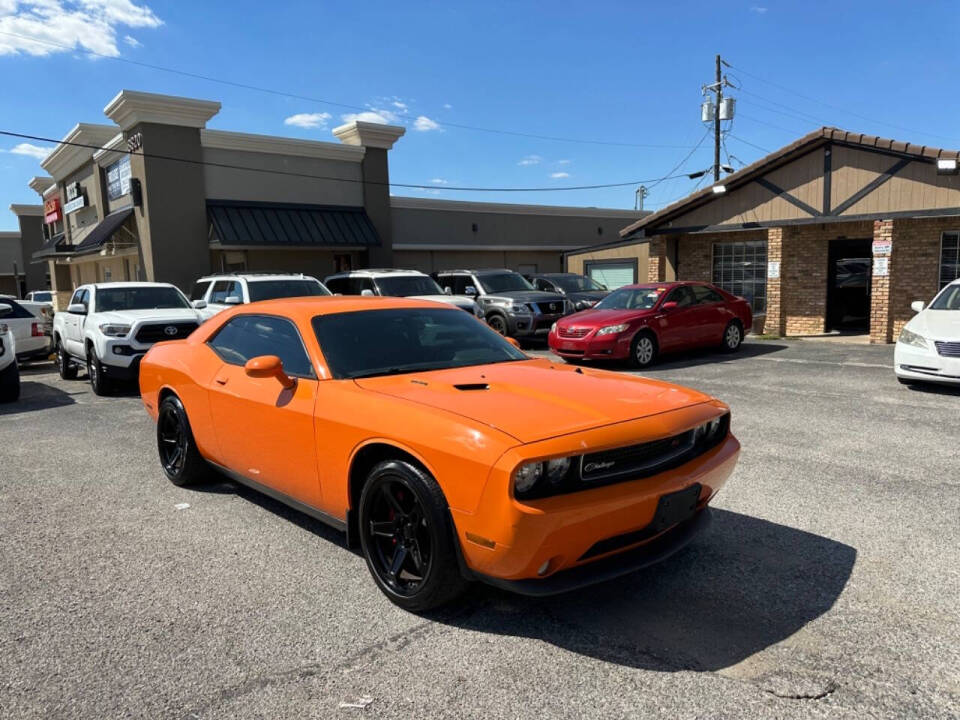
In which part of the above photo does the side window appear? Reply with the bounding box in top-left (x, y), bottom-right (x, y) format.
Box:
top-left (190, 280), bottom-right (211, 301)
top-left (666, 286), bottom-right (696, 308)
top-left (79, 289), bottom-right (90, 309)
top-left (70, 289), bottom-right (84, 306)
top-left (452, 275), bottom-right (469, 294)
top-left (208, 315), bottom-right (315, 378)
top-left (692, 285), bottom-right (724, 304)
top-left (435, 275), bottom-right (453, 293)
top-left (226, 281), bottom-right (243, 302)
top-left (360, 278), bottom-right (377, 294)
top-left (535, 278), bottom-right (553, 292)
top-left (209, 281), bottom-right (231, 304)
top-left (325, 277), bottom-right (347, 294)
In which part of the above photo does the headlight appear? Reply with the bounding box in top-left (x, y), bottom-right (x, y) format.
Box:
top-left (487, 298), bottom-right (514, 309)
top-left (545, 457), bottom-right (571, 483)
top-left (99, 323), bottom-right (131, 338)
top-left (898, 327), bottom-right (927, 349)
top-left (596, 323), bottom-right (629, 336)
top-left (513, 462), bottom-right (543, 494)
top-left (695, 415), bottom-right (726, 443)
top-left (550, 322), bottom-right (557, 333)
top-left (513, 456), bottom-right (576, 498)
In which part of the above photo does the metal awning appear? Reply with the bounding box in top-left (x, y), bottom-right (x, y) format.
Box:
top-left (32, 232), bottom-right (68, 261)
top-left (208, 200), bottom-right (380, 248)
top-left (72, 207), bottom-right (135, 255)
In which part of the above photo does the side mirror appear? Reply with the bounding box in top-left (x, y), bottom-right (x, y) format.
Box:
top-left (0, 305), bottom-right (10, 317)
top-left (505, 337), bottom-right (522, 349)
top-left (244, 355), bottom-right (295, 389)
top-left (444, 286), bottom-right (452, 295)
top-left (360, 289), bottom-right (375, 297)
top-left (661, 301), bottom-right (678, 312)
top-left (68, 303), bottom-right (87, 315)
top-left (465, 285), bottom-right (478, 297)
top-left (911, 300), bottom-right (925, 313)
top-left (224, 295), bottom-right (242, 305)
top-left (192, 300), bottom-right (208, 309)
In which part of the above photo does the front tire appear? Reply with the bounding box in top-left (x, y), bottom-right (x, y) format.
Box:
top-left (358, 460), bottom-right (468, 612)
top-left (487, 313), bottom-right (508, 336)
top-left (157, 395), bottom-right (209, 486)
top-left (86, 348), bottom-right (112, 396)
top-left (722, 321), bottom-right (743, 353)
top-left (56, 340), bottom-right (78, 380)
top-left (0, 361), bottom-right (20, 403)
top-left (629, 331), bottom-right (658, 369)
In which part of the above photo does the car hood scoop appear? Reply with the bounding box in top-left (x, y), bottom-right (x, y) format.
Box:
top-left (354, 359), bottom-right (711, 443)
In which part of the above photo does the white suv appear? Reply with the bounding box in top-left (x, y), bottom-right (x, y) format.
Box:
top-left (53, 282), bottom-right (202, 395)
top-left (190, 273), bottom-right (330, 320)
top-left (323, 269), bottom-right (481, 316)
top-left (0, 305), bottom-right (19, 402)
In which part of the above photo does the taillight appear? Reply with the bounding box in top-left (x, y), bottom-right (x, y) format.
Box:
top-left (32, 322), bottom-right (43, 337)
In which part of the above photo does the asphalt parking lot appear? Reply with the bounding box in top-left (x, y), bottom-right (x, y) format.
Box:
top-left (1, 339), bottom-right (958, 719)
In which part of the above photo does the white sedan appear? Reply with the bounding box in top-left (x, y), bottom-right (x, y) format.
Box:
top-left (895, 279), bottom-right (960, 386)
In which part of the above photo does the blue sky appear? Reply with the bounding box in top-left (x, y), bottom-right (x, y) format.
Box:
top-left (2, 0), bottom-right (959, 230)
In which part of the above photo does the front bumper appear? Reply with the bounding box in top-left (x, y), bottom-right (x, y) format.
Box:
top-left (450, 404), bottom-right (739, 587)
top-left (99, 341), bottom-right (145, 381)
top-left (509, 311), bottom-right (566, 338)
top-left (548, 328), bottom-right (633, 360)
top-left (894, 342), bottom-right (960, 385)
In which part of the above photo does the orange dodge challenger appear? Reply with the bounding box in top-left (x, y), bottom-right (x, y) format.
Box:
top-left (140, 297), bottom-right (739, 611)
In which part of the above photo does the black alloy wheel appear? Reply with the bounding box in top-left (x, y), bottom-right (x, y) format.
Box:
top-left (86, 349), bottom-right (110, 396)
top-left (57, 340), bottom-right (77, 380)
top-left (487, 314), bottom-right (508, 335)
top-left (156, 395), bottom-right (207, 486)
top-left (359, 460), bottom-right (468, 611)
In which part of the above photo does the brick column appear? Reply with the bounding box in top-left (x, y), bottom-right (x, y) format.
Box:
top-left (647, 237), bottom-right (667, 281)
top-left (764, 227), bottom-right (784, 335)
top-left (870, 220), bottom-right (893, 344)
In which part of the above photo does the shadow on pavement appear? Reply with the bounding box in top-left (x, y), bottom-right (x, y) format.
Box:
top-left (0, 380), bottom-right (77, 415)
top-left (905, 381), bottom-right (960, 397)
top-left (434, 508), bottom-right (856, 672)
top-left (558, 341), bottom-right (789, 372)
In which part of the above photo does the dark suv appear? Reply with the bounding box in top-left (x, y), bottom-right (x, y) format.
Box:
top-left (433, 269), bottom-right (571, 338)
top-left (528, 272), bottom-right (610, 311)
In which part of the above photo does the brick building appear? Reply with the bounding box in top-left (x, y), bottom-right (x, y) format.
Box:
top-left (565, 127), bottom-right (960, 343)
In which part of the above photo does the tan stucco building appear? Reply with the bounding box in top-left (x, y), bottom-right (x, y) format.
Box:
top-left (566, 127), bottom-right (960, 342)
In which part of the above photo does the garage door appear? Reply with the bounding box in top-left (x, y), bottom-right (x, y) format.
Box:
top-left (586, 262), bottom-right (636, 290)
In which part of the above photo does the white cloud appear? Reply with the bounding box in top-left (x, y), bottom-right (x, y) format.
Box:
top-left (430, 178), bottom-right (447, 185)
top-left (123, 33), bottom-right (139, 47)
top-left (443, 103), bottom-right (453, 110)
top-left (413, 115), bottom-right (440, 132)
top-left (550, 171), bottom-right (570, 179)
top-left (284, 112), bottom-right (332, 129)
top-left (518, 155), bottom-right (542, 166)
top-left (341, 110), bottom-right (393, 125)
top-left (750, 6), bottom-right (768, 13)
top-left (557, 159), bottom-right (571, 165)
top-left (6, 142), bottom-right (54, 160)
top-left (392, 100), bottom-right (407, 111)
top-left (0, 0), bottom-right (162, 58)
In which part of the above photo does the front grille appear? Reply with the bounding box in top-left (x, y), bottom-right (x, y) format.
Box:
top-left (558, 326), bottom-right (590, 339)
top-left (135, 322), bottom-right (198, 344)
top-left (536, 301), bottom-right (565, 315)
top-left (934, 341), bottom-right (960, 357)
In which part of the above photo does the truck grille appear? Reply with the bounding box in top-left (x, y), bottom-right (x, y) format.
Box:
top-left (558, 326), bottom-right (590, 338)
top-left (134, 322), bottom-right (198, 344)
top-left (934, 341), bottom-right (960, 357)
top-left (535, 301), bottom-right (565, 315)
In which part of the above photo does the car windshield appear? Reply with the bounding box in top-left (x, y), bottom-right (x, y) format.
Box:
top-left (96, 286), bottom-right (190, 311)
top-left (929, 284), bottom-right (960, 310)
top-left (375, 275), bottom-right (444, 297)
top-left (312, 307), bottom-right (527, 379)
top-left (477, 272), bottom-right (534, 293)
top-left (247, 279), bottom-right (330, 302)
top-left (550, 275), bottom-right (606, 292)
top-left (594, 287), bottom-right (665, 310)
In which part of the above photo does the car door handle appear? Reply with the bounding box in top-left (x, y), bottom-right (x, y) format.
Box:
top-left (215, 377), bottom-right (228, 385)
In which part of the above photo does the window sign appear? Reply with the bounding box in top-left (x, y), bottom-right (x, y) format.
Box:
top-left (106, 155), bottom-right (132, 200)
top-left (767, 261), bottom-right (780, 279)
top-left (872, 239), bottom-right (892, 256)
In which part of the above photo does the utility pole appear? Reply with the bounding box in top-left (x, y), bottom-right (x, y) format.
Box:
top-left (713, 54), bottom-right (722, 182)
top-left (634, 185), bottom-right (648, 211)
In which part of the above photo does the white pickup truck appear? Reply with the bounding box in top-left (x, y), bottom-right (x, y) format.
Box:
top-left (53, 282), bottom-right (203, 395)
top-left (0, 305), bottom-right (19, 402)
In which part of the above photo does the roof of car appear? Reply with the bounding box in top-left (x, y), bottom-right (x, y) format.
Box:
top-left (91, 282), bottom-right (177, 289)
top-left (215, 295), bottom-right (457, 321)
top-left (325, 269), bottom-right (426, 278)
top-left (197, 273), bottom-right (318, 282)
top-left (438, 268), bottom-right (517, 275)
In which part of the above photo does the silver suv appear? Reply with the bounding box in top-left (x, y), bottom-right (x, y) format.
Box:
top-left (324, 269), bottom-right (481, 316)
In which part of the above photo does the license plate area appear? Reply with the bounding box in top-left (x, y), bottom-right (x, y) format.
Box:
top-left (650, 484), bottom-right (701, 533)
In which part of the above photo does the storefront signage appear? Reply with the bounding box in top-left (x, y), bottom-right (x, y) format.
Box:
top-left (873, 256), bottom-right (889, 277)
top-left (43, 196), bottom-right (62, 224)
top-left (106, 155), bottom-right (132, 200)
top-left (872, 239), bottom-right (892, 255)
top-left (127, 132), bottom-right (142, 152)
top-left (66, 182), bottom-right (81, 201)
top-left (767, 261), bottom-right (780, 279)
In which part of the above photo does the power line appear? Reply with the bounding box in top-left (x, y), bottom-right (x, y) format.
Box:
top-left (727, 62), bottom-right (960, 144)
top-left (0, 30), bottom-right (698, 151)
top-left (0, 129), bottom-right (696, 193)
top-left (726, 134), bottom-right (772, 154)
top-left (642, 129), bottom-right (711, 192)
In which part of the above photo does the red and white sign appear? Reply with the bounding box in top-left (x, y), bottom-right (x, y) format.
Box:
top-left (872, 239), bottom-right (892, 256)
top-left (43, 196), bottom-right (62, 224)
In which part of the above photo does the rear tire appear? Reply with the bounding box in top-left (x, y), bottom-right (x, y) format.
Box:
top-left (722, 321), bottom-right (743, 353)
top-left (0, 360), bottom-right (20, 403)
top-left (157, 395), bottom-right (209, 486)
top-left (358, 460), bottom-right (468, 612)
top-left (628, 331), bottom-right (658, 369)
top-left (56, 340), bottom-right (78, 380)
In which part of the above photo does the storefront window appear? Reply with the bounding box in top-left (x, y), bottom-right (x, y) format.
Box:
top-left (713, 240), bottom-right (767, 313)
top-left (941, 232), bottom-right (960, 288)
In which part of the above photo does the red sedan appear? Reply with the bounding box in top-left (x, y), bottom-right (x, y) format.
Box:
top-left (548, 281), bottom-right (753, 368)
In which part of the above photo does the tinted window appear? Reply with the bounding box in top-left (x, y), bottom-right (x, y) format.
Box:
top-left (247, 279), bottom-right (330, 302)
top-left (374, 275), bottom-right (444, 297)
top-left (191, 280), bottom-right (211, 301)
top-left (665, 286), bottom-right (697, 308)
top-left (691, 285), bottom-right (724, 304)
top-left (210, 280), bottom-right (242, 304)
top-left (29, 291), bottom-right (52, 302)
top-left (325, 277), bottom-right (349, 294)
top-left (594, 287), bottom-right (665, 311)
top-left (0, 299), bottom-right (34, 319)
top-left (476, 272), bottom-right (533, 293)
top-left (70, 289), bottom-right (84, 306)
top-left (96, 286), bottom-right (189, 311)
top-left (312, 308), bottom-right (526, 380)
top-left (534, 278), bottom-right (554, 292)
top-left (929, 284), bottom-right (960, 310)
top-left (208, 315), bottom-right (314, 377)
